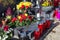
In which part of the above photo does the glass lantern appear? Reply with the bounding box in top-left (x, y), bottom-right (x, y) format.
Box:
top-left (35, 0), bottom-right (41, 25)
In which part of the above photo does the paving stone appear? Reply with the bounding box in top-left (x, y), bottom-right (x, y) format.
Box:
top-left (44, 21), bottom-right (60, 40)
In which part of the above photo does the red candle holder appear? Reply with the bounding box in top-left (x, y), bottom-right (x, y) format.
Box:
top-left (43, 22), bottom-right (46, 31)
top-left (34, 31), bottom-right (41, 40)
top-left (46, 20), bottom-right (51, 29)
top-left (38, 24), bottom-right (43, 35)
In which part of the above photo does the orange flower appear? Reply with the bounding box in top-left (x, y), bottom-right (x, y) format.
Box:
top-left (2, 20), bottom-right (6, 25)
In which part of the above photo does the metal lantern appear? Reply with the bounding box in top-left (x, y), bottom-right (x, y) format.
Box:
top-left (35, 0), bottom-right (40, 8)
top-left (35, 0), bottom-right (41, 24)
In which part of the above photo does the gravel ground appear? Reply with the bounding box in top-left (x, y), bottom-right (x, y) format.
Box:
top-left (44, 20), bottom-right (60, 40)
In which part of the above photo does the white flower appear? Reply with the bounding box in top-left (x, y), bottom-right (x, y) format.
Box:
top-left (7, 31), bottom-right (10, 33)
top-left (20, 10), bottom-right (22, 12)
top-left (2, 35), bottom-right (8, 40)
top-left (13, 35), bottom-right (19, 39)
top-left (0, 36), bottom-right (1, 40)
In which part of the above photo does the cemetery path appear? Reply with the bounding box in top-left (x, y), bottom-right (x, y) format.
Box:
top-left (44, 20), bottom-right (60, 40)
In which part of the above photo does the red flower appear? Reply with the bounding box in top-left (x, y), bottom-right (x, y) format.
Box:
top-left (19, 17), bottom-right (23, 22)
top-left (28, 16), bottom-right (32, 21)
top-left (26, 6), bottom-right (29, 9)
top-left (21, 14), bottom-right (26, 20)
top-left (19, 15), bottom-right (23, 22)
top-left (4, 25), bottom-right (9, 31)
top-left (20, 5), bottom-right (25, 9)
top-left (11, 17), bottom-right (17, 22)
top-left (34, 31), bottom-right (40, 39)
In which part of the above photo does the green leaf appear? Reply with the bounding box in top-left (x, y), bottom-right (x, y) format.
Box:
top-left (25, 19), bottom-right (31, 26)
top-left (15, 20), bottom-right (19, 27)
top-left (22, 21), bottom-right (25, 26)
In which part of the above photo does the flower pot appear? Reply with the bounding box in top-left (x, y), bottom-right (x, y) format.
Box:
top-left (42, 6), bottom-right (53, 12)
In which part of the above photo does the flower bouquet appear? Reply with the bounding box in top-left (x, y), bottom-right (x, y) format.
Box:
top-left (6, 1), bottom-right (35, 28)
top-left (8, 13), bottom-right (34, 28)
top-left (16, 1), bottom-right (32, 14)
top-left (0, 1), bottom-right (36, 39)
top-left (41, 0), bottom-right (53, 12)
top-left (0, 25), bottom-right (13, 40)
top-left (16, 2), bottom-right (32, 10)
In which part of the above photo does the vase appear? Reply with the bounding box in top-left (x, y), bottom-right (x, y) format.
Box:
top-left (13, 28), bottom-right (19, 39)
top-left (42, 6), bottom-right (53, 12)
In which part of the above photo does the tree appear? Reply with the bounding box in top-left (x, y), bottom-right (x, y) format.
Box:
top-left (0, 0), bottom-right (15, 7)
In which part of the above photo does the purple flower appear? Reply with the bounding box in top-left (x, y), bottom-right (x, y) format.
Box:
top-left (6, 7), bottom-right (12, 15)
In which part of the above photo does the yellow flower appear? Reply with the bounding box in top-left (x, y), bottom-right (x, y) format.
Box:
top-left (42, 0), bottom-right (49, 7)
top-left (24, 13), bottom-right (28, 17)
top-left (6, 15), bottom-right (11, 19)
top-left (16, 2), bottom-right (32, 9)
top-left (20, 2), bottom-right (32, 7)
top-left (16, 5), bottom-right (20, 10)
top-left (17, 16), bottom-right (21, 19)
top-left (24, 2), bottom-right (32, 7)
top-left (16, 2), bottom-right (24, 9)
top-left (42, 4), bottom-right (46, 7)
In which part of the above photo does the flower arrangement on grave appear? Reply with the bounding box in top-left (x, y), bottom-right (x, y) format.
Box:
top-left (0, 22), bottom-right (13, 40)
top-left (6, 1), bottom-right (35, 28)
top-left (42, 0), bottom-right (52, 7)
top-left (0, 7), bottom-right (13, 40)
top-left (3, 2), bottom-right (35, 28)
top-left (5, 7), bottom-right (12, 20)
top-left (0, 1), bottom-right (36, 39)
top-left (16, 2), bottom-right (32, 14)
top-left (8, 13), bottom-right (34, 28)
top-left (16, 2), bottom-right (32, 10)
